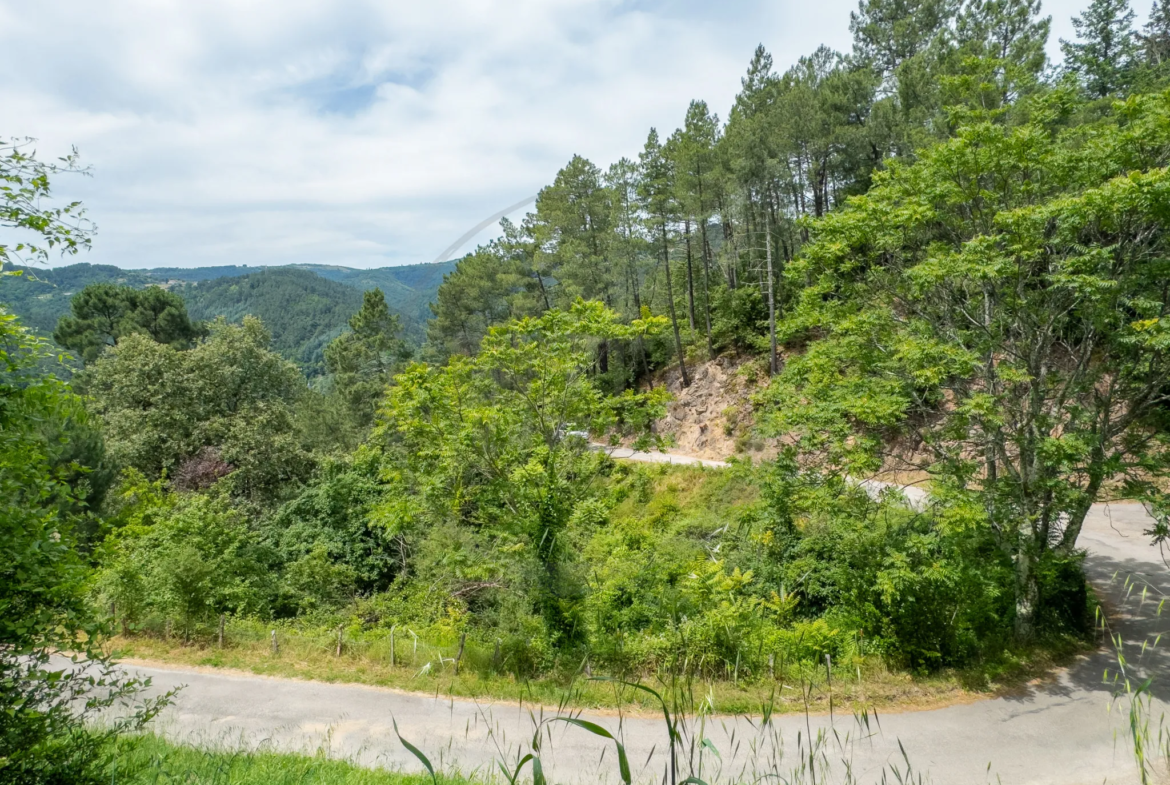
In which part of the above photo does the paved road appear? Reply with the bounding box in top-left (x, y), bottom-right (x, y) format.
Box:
top-left (595, 445), bottom-right (730, 468)
top-left (109, 466), bottom-right (1167, 783)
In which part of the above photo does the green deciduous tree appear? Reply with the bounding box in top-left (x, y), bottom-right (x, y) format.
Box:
top-left (1, 139), bottom-right (160, 783)
top-left (1, 313), bottom-right (141, 783)
top-left (86, 316), bottom-right (312, 499)
top-left (0, 138), bottom-right (91, 269)
top-left (761, 90), bottom-right (1170, 638)
top-left (93, 479), bottom-right (275, 637)
top-left (376, 300), bottom-right (669, 644)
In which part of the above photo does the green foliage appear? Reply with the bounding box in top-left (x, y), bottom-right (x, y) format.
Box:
top-left (1, 139), bottom-right (161, 784)
top-left (177, 268), bottom-right (364, 375)
top-left (0, 138), bottom-right (92, 268)
top-left (378, 301), bottom-right (670, 645)
top-left (1061, 0), bottom-right (1138, 97)
top-left (54, 282), bottom-right (203, 364)
top-left (760, 89), bottom-right (1170, 637)
top-left (324, 288), bottom-right (410, 430)
top-left (0, 311), bottom-right (116, 783)
top-left (85, 316), bottom-right (313, 499)
top-left (0, 263), bottom-right (156, 334)
top-left (260, 455), bottom-right (397, 614)
top-left (425, 234), bottom-right (543, 359)
top-left (944, 0), bottom-right (1050, 111)
top-left (0, 262), bottom-right (454, 371)
top-left (94, 480), bottom-right (275, 637)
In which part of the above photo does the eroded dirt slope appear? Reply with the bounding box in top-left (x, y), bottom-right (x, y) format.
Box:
top-left (649, 355), bottom-right (774, 461)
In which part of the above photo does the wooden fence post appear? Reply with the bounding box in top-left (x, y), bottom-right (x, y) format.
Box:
top-left (454, 632), bottom-right (467, 675)
top-left (271, 629), bottom-right (279, 655)
top-left (336, 625), bottom-right (343, 657)
top-left (218, 614), bottom-right (225, 648)
top-left (389, 625), bottom-right (396, 667)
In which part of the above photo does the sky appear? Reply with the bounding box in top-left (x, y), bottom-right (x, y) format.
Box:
top-left (3, 0), bottom-right (1099, 270)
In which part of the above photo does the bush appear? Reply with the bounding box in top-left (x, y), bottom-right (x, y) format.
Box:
top-left (93, 482), bottom-right (276, 637)
top-left (2, 311), bottom-right (160, 784)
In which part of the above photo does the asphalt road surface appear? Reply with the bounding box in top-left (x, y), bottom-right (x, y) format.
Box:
top-left (110, 454), bottom-right (1167, 784)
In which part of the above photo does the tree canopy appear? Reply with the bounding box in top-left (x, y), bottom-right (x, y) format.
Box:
top-left (54, 282), bottom-right (203, 364)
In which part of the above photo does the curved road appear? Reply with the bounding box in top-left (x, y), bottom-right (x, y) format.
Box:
top-left (117, 451), bottom-right (1167, 784)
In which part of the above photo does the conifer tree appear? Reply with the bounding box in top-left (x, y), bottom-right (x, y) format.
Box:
top-left (1060, 0), bottom-right (1138, 97)
top-left (951, 0), bottom-right (1050, 107)
top-left (638, 129), bottom-right (689, 387)
top-left (1139, 0), bottom-right (1170, 65)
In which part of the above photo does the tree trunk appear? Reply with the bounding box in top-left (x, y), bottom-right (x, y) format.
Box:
top-left (765, 214), bottom-right (778, 376)
top-left (534, 269), bottom-right (552, 311)
top-left (662, 223), bottom-right (690, 387)
top-left (1014, 548), bottom-right (1039, 640)
top-left (683, 219), bottom-right (696, 331)
top-left (699, 218), bottom-right (714, 361)
top-left (720, 201), bottom-right (738, 289)
top-left (628, 251), bottom-right (650, 381)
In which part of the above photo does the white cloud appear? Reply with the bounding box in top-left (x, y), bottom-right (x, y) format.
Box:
top-left (1, 0), bottom-right (1099, 269)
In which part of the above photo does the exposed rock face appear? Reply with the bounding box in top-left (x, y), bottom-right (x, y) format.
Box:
top-left (649, 355), bottom-right (771, 461)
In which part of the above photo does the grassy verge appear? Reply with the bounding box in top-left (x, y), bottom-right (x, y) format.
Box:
top-left (109, 630), bottom-right (1088, 717)
top-left (108, 733), bottom-right (470, 785)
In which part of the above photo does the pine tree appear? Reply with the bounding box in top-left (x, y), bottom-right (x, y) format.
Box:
top-left (1060, 0), bottom-right (1138, 97)
top-left (638, 129), bottom-right (689, 387)
top-left (324, 288), bottom-right (408, 428)
top-left (850, 0), bottom-right (960, 87)
top-left (675, 100), bottom-right (721, 360)
top-left (1139, 0), bottom-right (1170, 64)
top-left (951, 0), bottom-right (1050, 107)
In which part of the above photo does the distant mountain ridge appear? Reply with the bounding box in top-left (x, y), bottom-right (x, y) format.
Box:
top-left (0, 260), bottom-right (457, 372)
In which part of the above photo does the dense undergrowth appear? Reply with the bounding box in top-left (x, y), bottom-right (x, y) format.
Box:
top-left (97, 462), bottom-right (1092, 712)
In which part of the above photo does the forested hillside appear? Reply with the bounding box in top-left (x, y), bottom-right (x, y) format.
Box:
top-left (8, 0), bottom-right (1170, 779)
top-left (0, 260), bottom-right (454, 371)
top-left (0, 263), bottom-right (156, 333)
top-left (175, 269), bottom-right (363, 374)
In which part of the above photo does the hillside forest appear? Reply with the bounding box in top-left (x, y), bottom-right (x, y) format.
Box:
top-left (8, 0), bottom-right (1170, 779)
top-left (0, 260), bottom-right (454, 373)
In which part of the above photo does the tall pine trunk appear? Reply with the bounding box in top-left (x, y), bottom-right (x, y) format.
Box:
top-left (662, 222), bottom-right (690, 387)
top-left (683, 219), bottom-right (697, 331)
top-left (700, 218), bottom-right (714, 361)
top-left (765, 213), bottom-right (778, 376)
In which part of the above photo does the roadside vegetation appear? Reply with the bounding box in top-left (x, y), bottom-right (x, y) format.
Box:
top-left (6, 0), bottom-right (1170, 781)
top-left (104, 463), bottom-right (1088, 716)
top-left (107, 735), bottom-right (463, 785)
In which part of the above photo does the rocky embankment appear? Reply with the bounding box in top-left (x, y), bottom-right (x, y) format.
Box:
top-left (649, 355), bottom-right (774, 461)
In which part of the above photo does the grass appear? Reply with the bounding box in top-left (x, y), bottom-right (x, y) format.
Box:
top-left (108, 630), bottom-right (1087, 718)
top-left (108, 733), bottom-right (472, 785)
